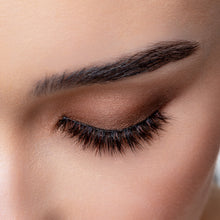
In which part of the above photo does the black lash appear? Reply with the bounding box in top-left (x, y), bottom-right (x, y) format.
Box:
top-left (56, 110), bottom-right (169, 156)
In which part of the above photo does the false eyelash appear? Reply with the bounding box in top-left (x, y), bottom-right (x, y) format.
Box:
top-left (56, 110), bottom-right (169, 156)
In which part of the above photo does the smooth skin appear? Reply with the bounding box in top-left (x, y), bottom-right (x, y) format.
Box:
top-left (0, 0), bottom-right (220, 219)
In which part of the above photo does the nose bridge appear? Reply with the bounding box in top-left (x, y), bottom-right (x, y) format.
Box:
top-left (0, 119), bottom-right (26, 219)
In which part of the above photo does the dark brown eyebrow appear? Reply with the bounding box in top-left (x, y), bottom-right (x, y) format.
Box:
top-left (32, 40), bottom-right (199, 96)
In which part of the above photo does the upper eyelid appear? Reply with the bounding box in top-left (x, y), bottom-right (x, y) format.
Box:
top-left (57, 115), bottom-right (143, 133)
top-left (56, 109), bottom-right (167, 133)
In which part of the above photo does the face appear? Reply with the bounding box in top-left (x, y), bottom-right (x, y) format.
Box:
top-left (0, 0), bottom-right (220, 219)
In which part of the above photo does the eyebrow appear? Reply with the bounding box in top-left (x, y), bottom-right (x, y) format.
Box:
top-left (32, 40), bottom-right (199, 96)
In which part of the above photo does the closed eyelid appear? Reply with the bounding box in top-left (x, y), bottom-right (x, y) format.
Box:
top-left (55, 109), bottom-right (170, 156)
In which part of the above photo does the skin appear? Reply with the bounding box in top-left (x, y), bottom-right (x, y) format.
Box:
top-left (0, 0), bottom-right (219, 219)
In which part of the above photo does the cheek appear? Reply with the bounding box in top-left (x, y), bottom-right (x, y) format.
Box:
top-left (142, 75), bottom-right (220, 219)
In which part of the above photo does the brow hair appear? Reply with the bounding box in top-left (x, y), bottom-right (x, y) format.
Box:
top-left (32, 40), bottom-right (199, 96)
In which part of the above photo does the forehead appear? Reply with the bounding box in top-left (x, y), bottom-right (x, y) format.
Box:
top-left (0, 0), bottom-right (217, 89)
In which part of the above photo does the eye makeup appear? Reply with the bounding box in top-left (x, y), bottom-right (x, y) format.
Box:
top-left (26, 65), bottom-right (187, 158)
top-left (32, 75), bottom-right (176, 157)
top-left (55, 109), bottom-right (170, 157)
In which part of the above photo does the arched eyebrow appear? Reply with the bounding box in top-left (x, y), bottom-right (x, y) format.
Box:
top-left (32, 40), bottom-right (199, 97)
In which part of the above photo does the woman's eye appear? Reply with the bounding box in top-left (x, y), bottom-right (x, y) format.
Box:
top-left (55, 110), bottom-right (170, 156)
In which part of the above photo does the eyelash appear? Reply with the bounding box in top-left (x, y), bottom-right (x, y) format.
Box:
top-left (55, 110), bottom-right (169, 156)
